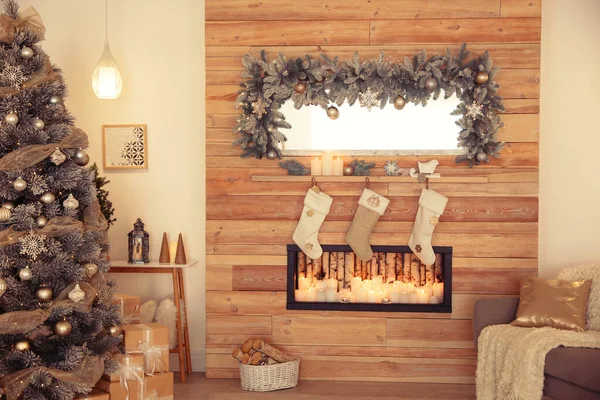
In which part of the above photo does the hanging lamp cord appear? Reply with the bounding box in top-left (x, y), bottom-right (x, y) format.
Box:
top-left (104, 0), bottom-right (108, 40)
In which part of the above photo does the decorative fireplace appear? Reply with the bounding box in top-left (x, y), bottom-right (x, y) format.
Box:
top-left (287, 244), bottom-right (452, 313)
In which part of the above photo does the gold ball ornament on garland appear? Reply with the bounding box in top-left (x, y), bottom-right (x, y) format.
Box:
top-left (294, 81), bottom-right (307, 94)
top-left (425, 77), bottom-right (438, 92)
top-left (0, 277), bottom-right (6, 297)
top-left (40, 192), bottom-right (56, 204)
top-left (84, 263), bottom-right (98, 278)
top-left (326, 106), bottom-right (339, 120)
top-left (4, 112), bottom-right (18, 126)
top-left (0, 207), bottom-right (11, 222)
top-left (13, 177), bottom-right (27, 192)
top-left (14, 340), bottom-right (31, 352)
top-left (36, 215), bottom-right (48, 228)
top-left (73, 149), bottom-right (90, 166)
top-left (33, 118), bottom-right (45, 130)
top-left (394, 95), bottom-right (406, 110)
top-left (343, 166), bottom-right (354, 176)
top-left (20, 46), bottom-right (34, 59)
top-left (475, 71), bottom-right (489, 85)
top-left (2, 201), bottom-right (15, 210)
top-left (19, 266), bottom-right (32, 281)
top-left (107, 325), bottom-right (121, 337)
top-left (476, 152), bottom-right (488, 162)
top-left (55, 319), bottom-right (72, 337)
top-left (63, 194), bottom-right (79, 210)
top-left (36, 285), bottom-right (53, 302)
top-left (266, 150), bottom-right (278, 160)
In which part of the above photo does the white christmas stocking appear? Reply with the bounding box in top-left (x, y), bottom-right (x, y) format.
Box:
top-left (293, 188), bottom-right (333, 259)
top-left (345, 188), bottom-right (390, 261)
top-left (408, 188), bottom-right (448, 265)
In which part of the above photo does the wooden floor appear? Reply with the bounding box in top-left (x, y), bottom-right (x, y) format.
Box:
top-left (174, 374), bottom-right (476, 399)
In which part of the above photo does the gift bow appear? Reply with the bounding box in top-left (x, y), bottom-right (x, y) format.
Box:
top-left (146, 390), bottom-right (174, 400)
top-left (0, 6), bottom-right (45, 43)
top-left (118, 358), bottom-right (144, 400)
top-left (137, 340), bottom-right (167, 375)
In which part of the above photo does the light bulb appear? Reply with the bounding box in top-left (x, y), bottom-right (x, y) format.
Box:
top-left (92, 39), bottom-right (122, 99)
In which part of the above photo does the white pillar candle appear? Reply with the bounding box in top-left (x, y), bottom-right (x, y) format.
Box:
top-left (298, 277), bottom-right (310, 290)
top-left (357, 288), bottom-right (368, 303)
top-left (409, 292), bottom-right (418, 304)
top-left (351, 276), bottom-right (362, 294)
top-left (327, 278), bottom-right (338, 290)
top-left (429, 296), bottom-right (442, 304)
top-left (362, 279), bottom-right (373, 292)
top-left (310, 157), bottom-right (322, 176)
top-left (390, 291), bottom-right (401, 303)
top-left (367, 290), bottom-right (377, 303)
top-left (372, 275), bottom-right (383, 292)
top-left (316, 280), bottom-right (327, 290)
top-left (332, 157), bottom-right (344, 176)
top-left (392, 281), bottom-right (403, 293)
top-left (340, 288), bottom-right (351, 303)
top-left (336, 292), bottom-right (343, 303)
top-left (295, 290), bottom-right (306, 302)
top-left (417, 288), bottom-right (429, 304)
top-left (406, 282), bottom-right (414, 292)
top-left (350, 293), bottom-right (357, 303)
top-left (399, 291), bottom-right (411, 304)
top-left (326, 288), bottom-right (337, 302)
top-left (315, 289), bottom-right (326, 302)
top-left (306, 287), bottom-right (316, 302)
top-left (423, 284), bottom-right (433, 297)
top-left (433, 282), bottom-right (444, 299)
top-left (377, 291), bottom-right (385, 304)
top-left (321, 151), bottom-right (333, 176)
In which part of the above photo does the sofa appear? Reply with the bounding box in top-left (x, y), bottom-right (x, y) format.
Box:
top-left (473, 297), bottom-right (600, 400)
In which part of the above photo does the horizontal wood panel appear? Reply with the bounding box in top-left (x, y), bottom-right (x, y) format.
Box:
top-left (232, 265), bottom-right (287, 291)
top-left (501, 0), bottom-right (542, 17)
top-left (206, 265), bottom-right (233, 291)
top-left (206, 21), bottom-right (370, 46)
top-left (500, 114), bottom-right (539, 142)
top-left (387, 319), bottom-right (474, 348)
top-left (206, 315), bottom-right (272, 335)
top-left (388, 182), bottom-right (538, 197)
top-left (453, 267), bottom-right (537, 294)
top-left (207, 0), bottom-right (500, 21)
top-left (370, 18), bottom-right (541, 44)
top-left (206, 334), bottom-right (272, 346)
top-left (272, 316), bottom-right (386, 346)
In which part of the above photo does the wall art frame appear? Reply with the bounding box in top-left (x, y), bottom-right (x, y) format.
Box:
top-left (102, 124), bottom-right (148, 170)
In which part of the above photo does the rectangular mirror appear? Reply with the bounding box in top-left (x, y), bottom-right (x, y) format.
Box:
top-left (282, 94), bottom-right (465, 156)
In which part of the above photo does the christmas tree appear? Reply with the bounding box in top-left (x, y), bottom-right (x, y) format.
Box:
top-left (0, 2), bottom-right (121, 399)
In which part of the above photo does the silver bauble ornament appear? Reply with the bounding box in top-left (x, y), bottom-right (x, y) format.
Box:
top-left (475, 71), bottom-right (489, 85)
top-left (394, 95), bottom-right (406, 110)
top-left (50, 149), bottom-right (67, 165)
top-left (55, 319), bottom-right (72, 336)
top-left (327, 106), bottom-right (339, 120)
top-left (14, 340), bottom-right (31, 351)
top-left (13, 177), bottom-right (27, 192)
top-left (49, 95), bottom-right (62, 105)
top-left (33, 118), bottom-right (45, 130)
top-left (36, 215), bottom-right (48, 228)
top-left (266, 150), bottom-right (277, 160)
top-left (19, 266), bottom-right (32, 281)
top-left (73, 149), bottom-right (89, 166)
top-left (0, 277), bottom-right (6, 297)
top-left (425, 77), bottom-right (438, 92)
top-left (476, 152), bottom-right (488, 162)
top-left (84, 263), bottom-right (99, 278)
top-left (20, 46), bottom-right (34, 59)
top-left (2, 201), bottom-right (15, 210)
top-left (5, 112), bottom-right (19, 125)
top-left (63, 194), bottom-right (79, 210)
top-left (0, 207), bottom-right (10, 222)
top-left (108, 325), bottom-right (122, 337)
top-left (40, 192), bottom-right (56, 204)
top-left (36, 285), bottom-right (53, 301)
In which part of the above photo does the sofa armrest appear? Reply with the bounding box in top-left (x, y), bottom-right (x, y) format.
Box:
top-left (473, 297), bottom-right (519, 346)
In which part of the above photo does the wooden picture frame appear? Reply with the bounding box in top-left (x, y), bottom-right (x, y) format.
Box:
top-left (102, 124), bottom-right (148, 170)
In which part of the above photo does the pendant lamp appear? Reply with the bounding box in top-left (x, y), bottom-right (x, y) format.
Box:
top-left (92, 0), bottom-right (122, 99)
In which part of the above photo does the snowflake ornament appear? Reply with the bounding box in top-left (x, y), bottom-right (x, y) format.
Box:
top-left (0, 63), bottom-right (26, 90)
top-left (19, 231), bottom-right (47, 260)
top-left (251, 99), bottom-right (267, 117)
top-left (466, 101), bottom-right (484, 119)
top-left (383, 160), bottom-right (401, 176)
top-left (359, 87), bottom-right (380, 111)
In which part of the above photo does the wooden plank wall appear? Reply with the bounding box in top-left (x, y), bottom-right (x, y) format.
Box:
top-left (205, 0), bottom-right (541, 382)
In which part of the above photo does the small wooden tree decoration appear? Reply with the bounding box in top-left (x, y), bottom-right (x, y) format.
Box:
top-left (159, 233), bottom-right (170, 264)
top-left (174, 233), bottom-right (187, 265)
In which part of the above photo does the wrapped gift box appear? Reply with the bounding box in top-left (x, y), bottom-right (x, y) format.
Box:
top-left (74, 389), bottom-right (109, 400)
top-left (103, 353), bottom-right (145, 383)
top-left (144, 372), bottom-right (174, 400)
top-left (95, 379), bottom-right (141, 400)
top-left (112, 294), bottom-right (141, 324)
top-left (122, 323), bottom-right (169, 374)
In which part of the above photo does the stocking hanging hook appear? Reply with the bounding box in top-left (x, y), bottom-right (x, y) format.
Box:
top-left (311, 177), bottom-right (321, 193)
top-left (365, 177), bottom-right (370, 189)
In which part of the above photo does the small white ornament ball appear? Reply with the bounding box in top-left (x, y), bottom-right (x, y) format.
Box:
top-left (36, 215), bottom-right (48, 228)
top-left (49, 96), bottom-right (61, 105)
top-left (0, 207), bottom-right (11, 222)
top-left (63, 194), bottom-right (79, 210)
top-left (13, 177), bottom-right (27, 192)
top-left (19, 266), bottom-right (32, 281)
top-left (2, 201), bottom-right (15, 210)
top-left (20, 46), bottom-right (34, 59)
top-left (5, 112), bottom-right (19, 126)
top-left (40, 192), bottom-right (56, 204)
top-left (33, 118), bottom-right (45, 130)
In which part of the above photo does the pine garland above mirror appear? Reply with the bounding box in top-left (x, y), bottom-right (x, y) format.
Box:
top-left (233, 44), bottom-right (505, 167)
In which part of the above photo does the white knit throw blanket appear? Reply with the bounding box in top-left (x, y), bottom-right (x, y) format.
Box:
top-left (476, 325), bottom-right (600, 400)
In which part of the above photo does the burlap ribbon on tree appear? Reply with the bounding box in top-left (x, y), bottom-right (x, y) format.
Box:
top-left (0, 127), bottom-right (88, 171)
top-left (0, 6), bottom-right (45, 43)
top-left (0, 355), bottom-right (104, 400)
top-left (0, 281), bottom-right (97, 335)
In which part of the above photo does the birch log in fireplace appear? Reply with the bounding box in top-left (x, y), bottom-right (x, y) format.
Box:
top-left (287, 245), bottom-right (452, 313)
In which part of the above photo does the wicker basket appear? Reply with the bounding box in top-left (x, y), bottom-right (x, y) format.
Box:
top-left (239, 359), bottom-right (300, 392)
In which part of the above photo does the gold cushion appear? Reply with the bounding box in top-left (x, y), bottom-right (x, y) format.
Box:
top-left (512, 277), bottom-right (592, 332)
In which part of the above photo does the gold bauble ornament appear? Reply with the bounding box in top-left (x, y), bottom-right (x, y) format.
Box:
top-left (20, 46), bottom-right (34, 59)
top-left (40, 192), bottom-right (56, 204)
top-left (425, 77), bottom-right (438, 92)
top-left (33, 118), bottom-right (45, 130)
top-left (4, 112), bottom-right (18, 126)
top-left (36, 215), bottom-right (48, 228)
top-left (2, 201), bottom-right (15, 210)
top-left (475, 71), bottom-right (489, 85)
top-left (55, 319), bottom-right (72, 336)
top-left (294, 81), bottom-right (307, 94)
top-left (14, 340), bottom-right (31, 351)
top-left (36, 285), bottom-right (53, 301)
top-left (13, 177), bottom-right (27, 192)
top-left (108, 325), bottom-right (122, 337)
top-left (84, 263), bottom-right (99, 278)
top-left (49, 95), bottom-right (62, 105)
top-left (19, 266), bottom-right (32, 281)
top-left (476, 152), bottom-right (488, 162)
top-left (343, 166), bottom-right (354, 176)
top-left (326, 106), bottom-right (339, 120)
top-left (394, 95), bottom-right (406, 110)
top-left (0, 207), bottom-right (11, 222)
top-left (0, 277), bottom-right (6, 297)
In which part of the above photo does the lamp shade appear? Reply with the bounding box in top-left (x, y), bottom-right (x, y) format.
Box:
top-left (92, 39), bottom-right (122, 99)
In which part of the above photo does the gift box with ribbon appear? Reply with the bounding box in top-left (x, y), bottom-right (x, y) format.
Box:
top-left (103, 353), bottom-right (145, 383)
top-left (74, 389), bottom-right (110, 400)
top-left (95, 379), bottom-right (142, 400)
top-left (112, 294), bottom-right (141, 324)
top-left (122, 323), bottom-right (169, 375)
top-left (144, 372), bottom-right (174, 400)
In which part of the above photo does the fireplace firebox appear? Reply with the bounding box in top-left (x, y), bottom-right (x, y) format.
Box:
top-left (287, 244), bottom-right (452, 313)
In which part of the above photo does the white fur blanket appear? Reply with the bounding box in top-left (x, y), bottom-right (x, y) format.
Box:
top-left (476, 325), bottom-right (600, 400)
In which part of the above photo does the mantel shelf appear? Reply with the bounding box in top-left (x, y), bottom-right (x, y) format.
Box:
top-left (251, 175), bottom-right (489, 183)
top-left (109, 260), bottom-right (198, 269)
